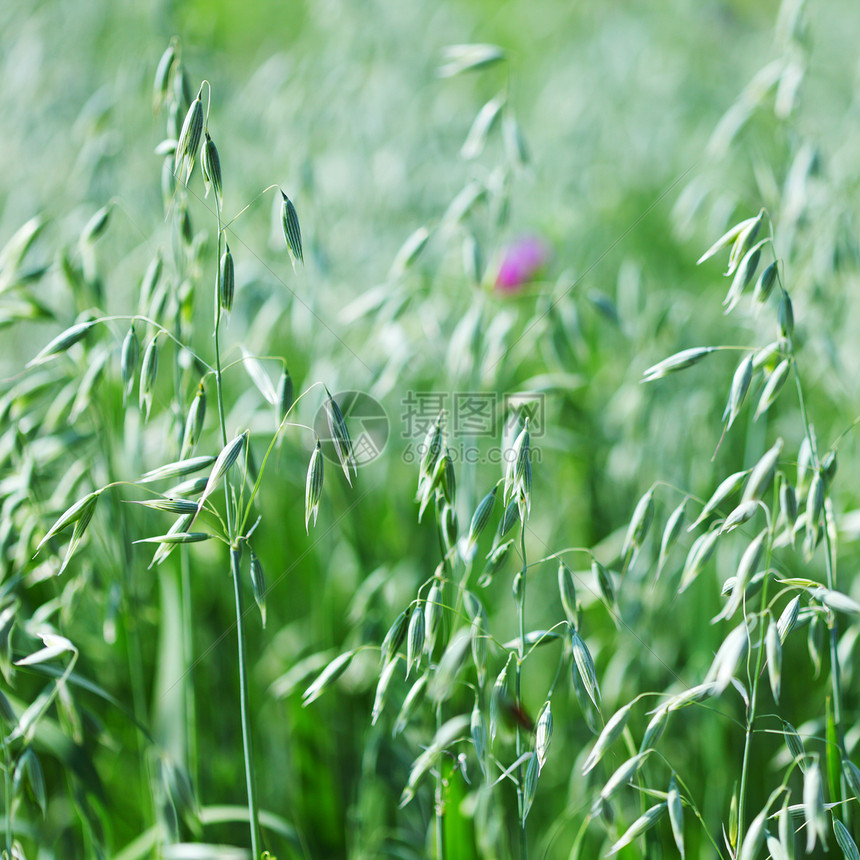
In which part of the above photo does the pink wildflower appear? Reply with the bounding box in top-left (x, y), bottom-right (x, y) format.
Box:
top-left (495, 235), bottom-right (549, 292)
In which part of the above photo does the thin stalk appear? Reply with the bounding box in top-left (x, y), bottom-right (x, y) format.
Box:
top-left (668, 768), bottom-right (728, 860)
top-left (3, 739), bottom-right (12, 853)
top-left (515, 520), bottom-right (528, 860)
top-left (791, 357), bottom-right (848, 814)
top-left (569, 812), bottom-right (592, 860)
top-left (213, 204), bottom-right (261, 854)
top-left (104, 438), bottom-right (150, 812)
top-left (231, 545), bottom-right (261, 855)
top-left (433, 523), bottom-right (457, 860)
top-left (179, 547), bottom-right (197, 784)
top-left (434, 702), bottom-right (445, 860)
top-left (173, 243), bottom-right (197, 788)
top-left (736, 504), bottom-right (775, 846)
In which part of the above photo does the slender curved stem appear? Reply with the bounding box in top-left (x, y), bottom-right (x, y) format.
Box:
top-left (735, 505), bottom-right (775, 847)
top-left (515, 520), bottom-right (528, 860)
top-left (213, 204), bottom-right (261, 855)
top-left (434, 702), bottom-right (445, 860)
top-left (790, 356), bottom-right (847, 814)
top-left (3, 737), bottom-right (12, 853)
top-left (231, 545), bottom-right (261, 855)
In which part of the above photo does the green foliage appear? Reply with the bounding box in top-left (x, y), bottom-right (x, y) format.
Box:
top-left (1, 0), bottom-right (860, 858)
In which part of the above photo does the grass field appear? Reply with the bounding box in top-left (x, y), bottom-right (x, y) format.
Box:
top-left (2, 0), bottom-right (860, 857)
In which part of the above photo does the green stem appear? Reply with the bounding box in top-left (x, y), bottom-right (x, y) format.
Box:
top-left (434, 700), bottom-right (445, 860)
top-left (180, 546), bottom-right (197, 785)
top-left (104, 439), bottom-right (151, 819)
top-left (3, 738), bottom-right (12, 853)
top-left (231, 545), bottom-right (261, 856)
top-left (736, 500), bottom-right (775, 847)
top-left (668, 769), bottom-right (728, 860)
top-left (213, 208), bottom-right (261, 855)
top-left (569, 813), bottom-right (591, 860)
top-left (516, 520), bottom-right (528, 860)
top-left (172, 252), bottom-right (197, 789)
top-left (789, 347), bottom-right (847, 798)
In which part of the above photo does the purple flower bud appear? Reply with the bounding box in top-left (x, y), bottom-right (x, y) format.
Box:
top-left (495, 235), bottom-right (549, 292)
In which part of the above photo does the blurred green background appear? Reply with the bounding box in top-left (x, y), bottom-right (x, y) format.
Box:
top-left (2, 0), bottom-right (860, 857)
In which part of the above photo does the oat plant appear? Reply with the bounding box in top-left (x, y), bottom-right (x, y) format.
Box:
top-left (0, 42), bottom-right (355, 858)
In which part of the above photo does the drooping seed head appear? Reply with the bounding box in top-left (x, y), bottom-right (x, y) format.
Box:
top-left (181, 383), bottom-right (207, 458)
top-left (174, 87), bottom-right (204, 182)
top-left (479, 539), bottom-right (514, 586)
top-left (140, 455), bottom-right (216, 484)
top-left (778, 289), bottom-right (794, 338)
top-left (139, 337), bottom-right (159, 420)
top-left (806, 471), bottom-right (825, 539)
top-left (777, 595), bottom-right (800, 644)
top-left (722, 353), bottom-right (753, 430)
top-left (280, 190), bottom-right (304, 267)
top-left (80, 203), bottom-right (113, 245)
top-left (153, 40), bottom-right (178, 113)
top-left (753, 260), bottom-right (779, 303)
top-left (640, 706), bottom-right (669, 751)
top-left (197, 432), bottom-right (247, 511)
top-left (535, 700), bottom-right (553, 773)
top-left (393, 672), bottom-right (428, 736)
top-left (723, 239), bottom-right (765, 314)
top-left (173, 62), bottom-right (193, 112)
top-left (35, 491), bottom-right (101, 555)
top-left (380, 607), bottom-right (412, 667)
top-left (642, 347), bottom-right (716, 382)
top-left (201, 132), bottom-right (223, 209)
top-left (461, 94), bottom-right (505, 160)
top-left (754, 358), bottom-right (791, 420)
top-left (583, 701), bottom-right (633, 775)
top-left (305, 439), bottom-right (324, 532)
top-left (802, 760), bottom-right (827, 853)
top-left (406, 604), bottom-right (425, 677)
top-left (277, 368), bottom-right (294, 424)
top-left (489, 658), bottom-right (510, 744)
top-left (522, 753), bottom-right (539, 825)
top-left (302, 650), bottom-right (357, 706)
top-left (120, 324), bottom-right (139, 397)
top-left (570, 628), bottom-right (600, 707)
top-left (467, 486), bottom-right (497, 548)
top-left (505, 419), bottom-right (530, 507)
top-left (441, 451), bottom-right (456, 505)
top-left (471, 698), bottom-right (487, 775)
top-left (219, 243), bottom-right (235, 313)
top-left (558, 561), bottom-right (578, 626)
top-left (765, 618), bottom-right (782, 702)
top-left (27, 319), bottom-right (95, 367)
top-left (593, 559), bottom-right (616, 609)
top-left (741, 438), bottom-right (784, 503)
top-left (621, 487), bottom-right (655, 569)
top-left (726, 209), bottom-right (765, 276)
top-left (249, 549), bottom-right (267, 628)
top-left (424, 579), bottom-right (443, 657)
top-left (470, 612), bottom-right (487, 682)
top-left (821, 450), bottom-right (837, 486)
top-left (419, 413), bottom-right (444, 480)
top-left (441, 503), bottom-right (458, 551)
top-left (697, 212), bottom-right (760, 267)
top-left (324, 389), bottom-right (356, 485)
top-left (497, 496), bottom-right (520, 539)
top-left (371, 656), bottom-right (399, 725)
top-left (657, 498), bottom-right (686, 576)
